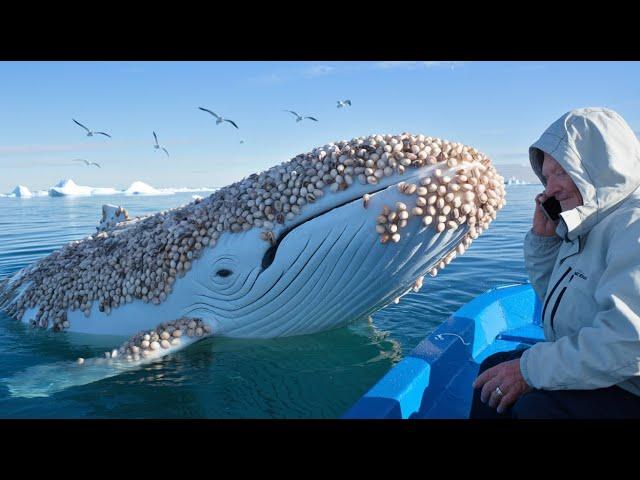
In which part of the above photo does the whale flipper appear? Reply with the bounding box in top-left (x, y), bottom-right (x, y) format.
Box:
top-left (5, 357), bottom-right (133, 398)
top-left (4, 318), bottom-right (211, 398)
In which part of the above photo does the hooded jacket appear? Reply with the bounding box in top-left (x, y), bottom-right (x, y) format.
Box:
top-left (520, 107), bottom-right (640, 395)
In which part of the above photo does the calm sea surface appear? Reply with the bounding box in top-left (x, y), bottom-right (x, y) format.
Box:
top-left (0, 185), bottom-right (540, 418)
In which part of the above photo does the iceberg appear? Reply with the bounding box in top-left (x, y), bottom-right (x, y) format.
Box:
top-left (49, 180), bottom-right (131, 197)
top-left (505, 176), bottom-right (529, 185)
top-left (124, 181), bottom-right (169, 196)
top-left (1, 179), bottom-right (217, 199)
top-left (9, 185), bottom-right (33, 197)
top-left (91, 187), bottom-right (121, 196)
top-left (49, 179), bottom-right (94, 197)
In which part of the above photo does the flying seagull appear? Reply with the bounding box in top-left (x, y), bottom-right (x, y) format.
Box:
top-left (240, 140), bottom-right (245, 144)
top-left (337, 100), bottom-right (352, 108)
top-left (198, 107), bottom-right (239, 129)
top-left (73, 159), bottom-right (101, 168)
top-left (72, 119), bottom-right (111, 138)
top-left (153, 131), bottom-right (170, 157)
top-left (283, 110), bottom-right (318, 122)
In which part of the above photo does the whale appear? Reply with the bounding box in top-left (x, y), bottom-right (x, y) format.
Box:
top-left (0, 132), bottom-right (506, 396)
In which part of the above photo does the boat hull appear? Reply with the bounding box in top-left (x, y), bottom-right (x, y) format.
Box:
top-left (342, 283), bottom-right (543, 419)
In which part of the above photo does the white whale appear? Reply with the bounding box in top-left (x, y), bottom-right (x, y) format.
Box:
top-left (0, 134), bottom-right (505, 396)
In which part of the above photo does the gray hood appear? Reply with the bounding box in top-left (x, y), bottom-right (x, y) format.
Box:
top-left (529, 107), bottom-right (640, 241)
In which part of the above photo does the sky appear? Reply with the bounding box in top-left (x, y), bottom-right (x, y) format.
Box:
top-left (1, 61), bottom-right (639, 192)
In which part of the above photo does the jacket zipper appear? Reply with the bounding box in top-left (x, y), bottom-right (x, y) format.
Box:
top-left (550, 288), bottom-right (567, 331)
top-left (542, 266), bottom-right (572, 325)
top-left (549, 274), bottom-right (574, 332)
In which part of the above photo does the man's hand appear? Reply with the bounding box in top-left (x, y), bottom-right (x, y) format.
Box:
top-left (472, 358), bottom-right (533, 414)
top-left (533, 192), bottom-right (558, 237)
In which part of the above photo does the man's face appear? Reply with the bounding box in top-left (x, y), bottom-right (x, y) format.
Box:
top-left (541, 153), bottom-right (583, 211)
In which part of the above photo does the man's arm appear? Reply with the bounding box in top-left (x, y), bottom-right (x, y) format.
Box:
top-left (524, 228), bottom-right (561, 301)
top-left (524, 192), bottom-right (562, 301)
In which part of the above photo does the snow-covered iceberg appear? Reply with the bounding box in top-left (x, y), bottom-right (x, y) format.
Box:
top-left (124, 181), bottom-right (170, 196)
top-left (1, 179), bottom-right (218, 199)
top-left (8, 185), bottom-right (33, 197)
top-left (91, 187), bottom-right (121, 196)
top-left (504, 176), bottom-right (530, 185)
top-left (1, 185), bottom-right (34, 197)
top-left (49, 179), bottom-right (94, 197)
top-left (49, 180), bottom-right (125, 197)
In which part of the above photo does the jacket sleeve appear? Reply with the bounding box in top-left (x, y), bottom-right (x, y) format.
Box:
top-left (523, 228), bottom-right (562, 302)
top-left (520, 221), bottom-right (640, 390)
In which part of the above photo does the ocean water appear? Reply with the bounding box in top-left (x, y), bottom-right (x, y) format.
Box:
top-left (0, 185), bottom-right (541, 418)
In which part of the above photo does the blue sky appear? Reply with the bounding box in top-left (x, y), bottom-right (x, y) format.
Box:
top-left (1, 61), bottom-right (639, 192)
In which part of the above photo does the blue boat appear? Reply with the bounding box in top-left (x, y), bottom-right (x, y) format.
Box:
top-left (342, 283), bottom-right (543, 419)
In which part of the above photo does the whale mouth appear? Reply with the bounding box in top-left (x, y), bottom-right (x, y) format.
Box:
top-left (258, 155), bottom-right (505, 289)
top-left (260, 184), bottom-right (390, 270)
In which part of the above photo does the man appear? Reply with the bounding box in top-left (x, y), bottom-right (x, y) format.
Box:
top-left (470, 107), bottom-right (640, 418)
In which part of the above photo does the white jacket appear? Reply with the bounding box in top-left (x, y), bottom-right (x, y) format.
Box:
top-left (520, 107), bottom-right (640, 395)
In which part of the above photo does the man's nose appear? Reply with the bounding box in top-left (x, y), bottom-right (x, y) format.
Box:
top-left (545, 179), bottom-right (560, 196)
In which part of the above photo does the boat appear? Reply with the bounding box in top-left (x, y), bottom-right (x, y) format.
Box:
top-left (342, 283), bottom-right (543, 419)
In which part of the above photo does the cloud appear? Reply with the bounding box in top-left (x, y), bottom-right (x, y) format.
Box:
top-left (301, 64), bottom-right (335, 77)
top-left (0, 137), bottom-right (198, 158)
top-left (514, 63), bottom-right (547, 72)
top-left (2, 156), bottom-right (108, 169)
top-left (250, 72), bottom-right (288, 85)
top-left (0, 143), bottom-right (107, 155)
top-left (248, 63), bottom-right (338, 85)
top-left (374, 61), bottom-right (416, 69)
top-left (374, 61), bottom-right (464, 70)
top-left (248, 61), bottom-right (464, 85)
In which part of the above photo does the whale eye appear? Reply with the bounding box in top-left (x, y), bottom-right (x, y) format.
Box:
top-left (216, 269), bottom-right (232, 278)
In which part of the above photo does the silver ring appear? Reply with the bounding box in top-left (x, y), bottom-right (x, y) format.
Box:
top-left (495, 386), bottom-right (504, 397)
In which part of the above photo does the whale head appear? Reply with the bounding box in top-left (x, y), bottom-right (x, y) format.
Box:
top-left (1, 133), bottom-right (506, 339)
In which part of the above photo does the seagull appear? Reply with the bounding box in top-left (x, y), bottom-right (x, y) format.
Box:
top-left (337, 100), bottom-right (352, 108)
top-left (240, 140), bottom-right (245, 144)
top-left (73, 159), bottom-right (101, 168)
top-left (72, 119), bottom-right (111, 138)
top-left (198, 107), bottom-right (239, 129)
top-left (153, 131), bottom-right (170, 157)
top-left (283, 110), bottom-right (318, 122)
